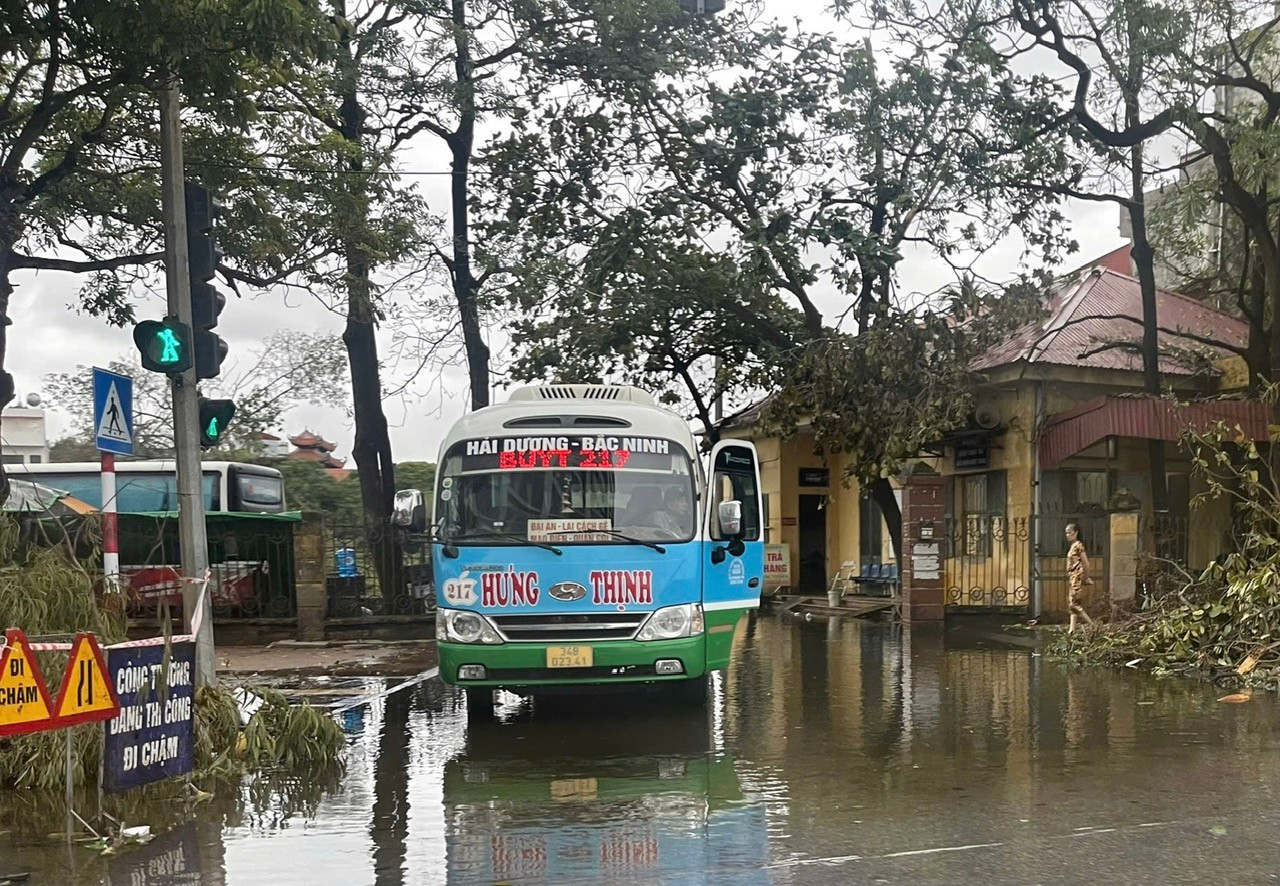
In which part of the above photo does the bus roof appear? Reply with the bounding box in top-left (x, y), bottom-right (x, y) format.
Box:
top-left (440, 387), bottom-right (697, 457)
top-left (15, 460), bottom-right (282, 476)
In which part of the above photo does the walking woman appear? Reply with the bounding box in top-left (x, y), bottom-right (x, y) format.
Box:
top-left (1066, 522), bottom-right (1095, 633)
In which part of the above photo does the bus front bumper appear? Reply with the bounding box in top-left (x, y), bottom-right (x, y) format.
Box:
top-left (439, 636), bottom-right (708, 688)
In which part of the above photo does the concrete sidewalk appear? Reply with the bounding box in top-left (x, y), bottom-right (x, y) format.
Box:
top-left (217, 639), bottom-right (437, 679)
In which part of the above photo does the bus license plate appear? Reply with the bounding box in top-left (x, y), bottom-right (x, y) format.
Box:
top-left (546, 646), bottom-right (592, 668)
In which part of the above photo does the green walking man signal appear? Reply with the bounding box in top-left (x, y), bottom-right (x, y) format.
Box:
top-left (198, 398), bottom-right (236, 449)
top-left (133, 318), bottom-right (192, 374)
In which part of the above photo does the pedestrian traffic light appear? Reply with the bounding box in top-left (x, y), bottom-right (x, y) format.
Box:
top-left (185, 181), bottom-right (228, 380)
top-left (198, 397), bottom-right (236, 448)
top-left (133, 317), bottom-right (192, 374)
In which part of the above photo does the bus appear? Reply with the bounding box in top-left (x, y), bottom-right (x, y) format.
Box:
top-left (401, 384), bottom-right (764, 715)
top-left (11, 460), bottom-right (287, 515)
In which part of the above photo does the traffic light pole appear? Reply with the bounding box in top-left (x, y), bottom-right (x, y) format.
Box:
top-left (159, 79), bottom-right (217, 688)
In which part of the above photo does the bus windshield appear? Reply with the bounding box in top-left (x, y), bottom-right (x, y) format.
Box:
top-left (437, 436), bottom-right (696, 544)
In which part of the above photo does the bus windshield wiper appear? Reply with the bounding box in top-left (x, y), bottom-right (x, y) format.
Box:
top-left (450, 531), bottom-right (563, 555)
top-left (550, 528), bottom-right (667, 554)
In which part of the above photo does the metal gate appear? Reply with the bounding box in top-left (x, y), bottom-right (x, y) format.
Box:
top-left (1032, 508), bottom-right (1109, 616)
top-left (942, 515), bottom-right (1032, 609)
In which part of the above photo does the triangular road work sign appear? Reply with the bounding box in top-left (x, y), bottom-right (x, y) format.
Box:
top-left (54, 632), bottom-right (120, 727)
top-left (95, 381), bottom-right (132, 445)
top-left (0, 628), bottom-right (56, 737)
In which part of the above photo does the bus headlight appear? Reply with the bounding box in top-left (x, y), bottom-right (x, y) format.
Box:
top-left (636, 604), bottom-right (704, 641)
top-left (436, 609), bottom-right (503, 644)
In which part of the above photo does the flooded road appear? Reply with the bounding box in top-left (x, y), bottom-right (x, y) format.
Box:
top-left (5, 613), bottom-right (1280, 883)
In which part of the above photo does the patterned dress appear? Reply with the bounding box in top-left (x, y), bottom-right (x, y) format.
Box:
top-left (1067, 539), bottom-right (1089, 605)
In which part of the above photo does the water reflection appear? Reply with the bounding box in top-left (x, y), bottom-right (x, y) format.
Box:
top-left (5, 617), bottom-right (1280, 884)
top-left (442, 700), bottom-right (769, 884)
top-left (724, 615), bottom-right (1280, 877)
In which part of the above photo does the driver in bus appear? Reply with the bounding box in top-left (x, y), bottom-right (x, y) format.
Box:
top-left (655, 486), bottom-right (691, 538)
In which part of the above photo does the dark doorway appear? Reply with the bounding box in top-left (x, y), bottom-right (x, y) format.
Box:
top-left (799, 494), bottom-right (828, 592)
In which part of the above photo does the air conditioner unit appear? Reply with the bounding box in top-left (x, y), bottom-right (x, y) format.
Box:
top-left (507, 384), bottom-right (656, 406)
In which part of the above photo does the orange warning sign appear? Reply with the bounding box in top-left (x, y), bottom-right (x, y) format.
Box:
top-left (0, 628), bottom-right (56, 736)
top-left (53, 632), bottom-right (120, 727)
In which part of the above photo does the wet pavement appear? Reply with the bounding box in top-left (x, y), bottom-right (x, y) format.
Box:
top-left (5, 613), bottom-right (1280, 884)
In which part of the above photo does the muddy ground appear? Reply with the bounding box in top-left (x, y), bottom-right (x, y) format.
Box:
top-left (217, 639), bottom-right (437, 681)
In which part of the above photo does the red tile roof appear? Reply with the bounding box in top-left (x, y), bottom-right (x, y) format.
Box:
top-left (289, 430), bottom-right (338, 452)
top-left (287, 448), bottom-right (346, 469)
top-left (972, 268), bottom-right (1246, 376)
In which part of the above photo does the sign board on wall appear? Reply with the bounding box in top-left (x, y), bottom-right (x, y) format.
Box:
top-left (953, 436), bottom-right (989, 470)
top-left (798, 468), bottom-right (829, 487)
top-left (103, 641), bottom-right (196, 793)
top-left (910, 541), bottom-right (941, 581)
top-left (764, 545), bottom-right (792, 589)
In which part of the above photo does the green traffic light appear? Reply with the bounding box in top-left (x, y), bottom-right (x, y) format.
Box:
top-left (198, 397), bottom-right (235, 448)
top-left (157, 327), bottom-right (182, 365)
top-left (133, 318), bottom-right (192, 374)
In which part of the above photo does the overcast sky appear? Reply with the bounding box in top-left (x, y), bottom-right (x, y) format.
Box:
top-left (8, 0), bottom-right (1127, 466)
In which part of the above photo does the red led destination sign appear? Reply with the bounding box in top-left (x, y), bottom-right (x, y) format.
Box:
top-left (499, 449), bottom-right (630, 469)
top-left (456, 436), bottom-right (682, 472)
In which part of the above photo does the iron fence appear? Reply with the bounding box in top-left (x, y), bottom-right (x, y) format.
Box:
top-left (942, 515), bottom-right (1032, 608)
top-left (117, 514), bottom-right (297, 619)
top-left (323, 516), bottom-right (434, 618)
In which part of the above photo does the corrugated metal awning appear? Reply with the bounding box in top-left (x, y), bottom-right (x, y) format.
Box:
top-left (1038, 396), bottom-right (1270, 469)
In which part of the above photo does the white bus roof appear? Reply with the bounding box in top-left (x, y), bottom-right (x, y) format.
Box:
top-left (441, 385), bottom-right (697, 456)
top-left (15, 461), bottom-right (279, 474)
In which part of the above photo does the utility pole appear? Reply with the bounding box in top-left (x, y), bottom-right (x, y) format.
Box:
top-left (158, 77), bottom-right (217, 687)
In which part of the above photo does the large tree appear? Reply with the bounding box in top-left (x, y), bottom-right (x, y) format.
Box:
top-left (483, 9), bottom-right (1076, 556)
top-left (0, 0), bottom-right (323, 504)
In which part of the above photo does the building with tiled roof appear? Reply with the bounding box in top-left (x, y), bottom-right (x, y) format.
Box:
top-left (718, 258), bottom-right (1262, 619)
top-left (287, 429), bottom-right (347, 471)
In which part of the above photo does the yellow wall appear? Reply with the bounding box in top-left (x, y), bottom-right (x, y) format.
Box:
top-left (731, 372), bottom-right (1235, 612)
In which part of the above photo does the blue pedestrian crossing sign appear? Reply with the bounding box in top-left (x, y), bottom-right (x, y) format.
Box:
top-left (93, 367), bottom-right (134, 455)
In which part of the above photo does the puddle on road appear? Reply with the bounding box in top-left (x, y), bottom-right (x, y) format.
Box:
top-left (5, 614), bottom-right (1280, 884)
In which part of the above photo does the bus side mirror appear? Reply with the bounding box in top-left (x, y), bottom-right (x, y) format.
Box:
top-left (718, 500), bottom-right (743, 538)
top-left (392, 489), bottom-right (427, 534)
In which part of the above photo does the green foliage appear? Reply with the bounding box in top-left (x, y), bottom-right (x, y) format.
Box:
top-left (239, 687), bottom-right (344, 771)
top-left (761, 280), bottom-right (1046, 485)
top-left (395, 461), bottom-right (437, 501)
top-left (1051, 410), bottom-right (1280, 690)
top-left (0, 520), bottom-right (121, 641)
top-left (276, 459), bottom-right (364, 522)
top-left (483, 5), bottom-right (1075, 472)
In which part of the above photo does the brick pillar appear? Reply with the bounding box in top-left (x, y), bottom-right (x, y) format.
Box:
top-left (1109, 509), bottom-right (1140, 612)
top-left (294, 513), bottom-right (327, 641)
top-left (900, 474), bottom-right (946, 623)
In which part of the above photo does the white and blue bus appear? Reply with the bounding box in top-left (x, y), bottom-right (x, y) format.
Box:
top-left (404, 384), bottom-right (765, 715)
top-left (11, 460), bottom-right (287, 515)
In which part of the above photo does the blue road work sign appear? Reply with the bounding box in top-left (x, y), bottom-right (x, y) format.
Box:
top-left (103, 641), bottom-right (195, 793)
top-left (93, 366), bottom-right (134, 455)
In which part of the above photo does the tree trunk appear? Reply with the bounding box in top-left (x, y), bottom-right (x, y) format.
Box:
top-left (371, 687), bottom-right (411, 885)
top-left (0, 224), bottom-right (19, 507)
top-left (336, 1), bottom-right (402, 609)
top-left (1126, 81), bottom-right (1169, 517)
top-left (450, 0), bottom-right (491, 412)
top-left (870, 477), bottom-right (902, 564)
